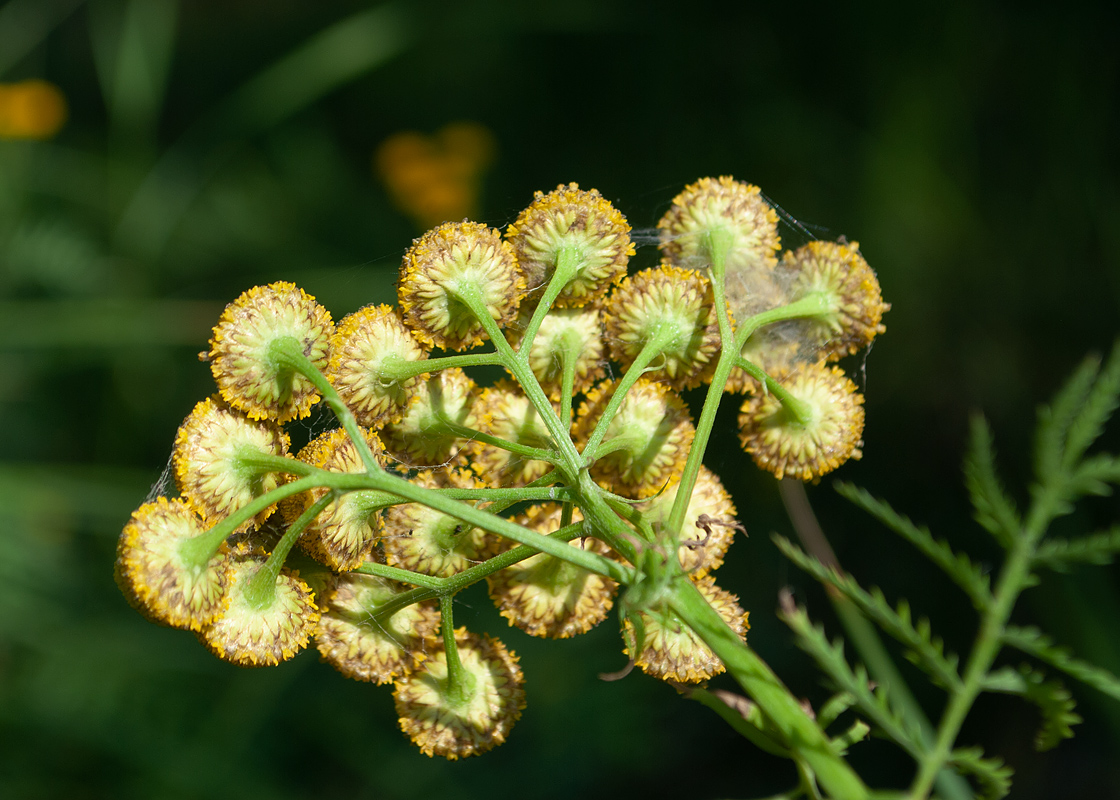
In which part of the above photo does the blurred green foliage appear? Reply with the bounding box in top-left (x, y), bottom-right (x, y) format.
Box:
top-left (1, 1), bottom-right (1117, 797)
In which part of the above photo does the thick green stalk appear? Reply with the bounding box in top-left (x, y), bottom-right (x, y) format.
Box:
top-left (440, 596), bottom-right (475, 706)
top-left (668, 577), bottom-right (870, 799)
top-left (517, 246), bottom-right (583, 352)
top-left (379, 350), bottom-right (501, 382)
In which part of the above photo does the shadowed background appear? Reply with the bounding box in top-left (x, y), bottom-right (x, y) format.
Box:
top-left (1, 1), bottom-right (1118, 797)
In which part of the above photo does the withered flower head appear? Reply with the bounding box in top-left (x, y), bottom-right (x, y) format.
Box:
top-left (382, 468), bottom-right (497, 578)
top-left (380, 368), bottom-right (478, 468)
top-left (626, 574), bottom-right (749, 683)
top-left (198, 550), bottom-right (320, 667)
top-left (394, 628), bottom-right (526, 759)
top-left (658, 177), bottom-right (780, 273)
top-left (638, 466), bottom-right (739, 576)
top-left (487, 504), bottom-right (618, 638)
top-left (315, 572), bottom-right (440, 684)
top-left (327, 304), bottom-right (430, 428)
top-left (506, 304), bottom-right (606, 399)
top-left (604, 264), bottom-right (721, 389)
top-left (738, 360), bottom-right (865, 481)
top-left (116, 497), bottom-right (229, 631)
top-left (172, 396), bottom-right (290, 530)
top-left (574, 379), bottom-right (695, 498)
top-left (287, 428), bottom-right (388, 572)
top-left (779, 240), bottom-right (889, 359)
top-left (398, 221), bottom-right (525, 351)
top-left (506, 183), bottom-right (633, 307)
top-left (206, 282), bottom-right (334, 422)
top-left (469, 381), bottom-right (556, 487)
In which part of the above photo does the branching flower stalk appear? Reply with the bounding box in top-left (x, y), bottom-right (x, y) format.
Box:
top-left (117, 177), bottom-right (893, 794)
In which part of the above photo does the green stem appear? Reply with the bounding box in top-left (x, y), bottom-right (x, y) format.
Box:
top-left (558, 327), bottom-right (581, 430)
top-left (668, 578), bottom-right (869, 800)
top-left (449, 283), bottom-right (583, 476)
top-left (435, 414), bottom-right (560, 465)
top-left (268, 335), bottom-right (381, 474)
top-left (736, 356), bottom-right (813, 425)
top-left (736, 293), bottom-right (832, 344)
top-left (244, 492), bottom-right (333, 608)
top-left (518, 246), bottom-right (583, 353)
top-left (440, 596), bottom-right (475, 706)
top-left (908, 492), bottom-right (1056, 798)
top-left (353, 560), bottom-right (444, 590)
top-left (178, 474), bottom-right (326, 565)
top-left (379, 350), bottom-right (502, 382)
top-left (580, 329), bottom-right (678, 463)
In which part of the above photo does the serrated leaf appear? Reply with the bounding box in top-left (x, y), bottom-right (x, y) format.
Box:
top-left (1003, 625), bottom-right (1120, 701)
top-left (1034, 526), bottom-right (1120, 572)
top-left (948, 747), bottom-right (1014, 800)
top-left (835, 483), bottom-right (993, 610)
top-left (777, 592), bottom-right (926, 759)
top-left (831, 719), bottom-right (870, 754)
top-left (963, 415), bottom-right (1021, 549)
top-left (1018, 666), bottom-right (1081, 751)
top-left (1062, 341), bottom-right (1120, 470)
top-left (775, 535), bottom-right (963, 691)
top-left (1035, 354), bottom-right (1100, 484)
top-left (818, 691), bottom-right (858, 730)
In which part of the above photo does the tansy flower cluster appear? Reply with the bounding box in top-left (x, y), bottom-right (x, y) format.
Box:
top-left (117, 177), bottom-right (887, 759)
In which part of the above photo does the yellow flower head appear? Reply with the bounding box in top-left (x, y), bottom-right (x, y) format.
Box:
top-left (738, 361), bottom-right (865, 481)
top-left (0, 80), bottom-right (67, 140)
top-left (198, 550), bottom-right (320, 667)
top-left (658, 176), bottom-right (780, 273)
top-left (779, 240), bottom-right (890, 359)
top-left (398, 221), bottom-right (525, 351)
top-left (604, 264), bottom-right (721, 390)
top-left (506, 183), bottom-right (634, 307)
top-left (382, 468), bottom-right (496, 578)
top-left (625, 574), bottom-right (749, 683)
top-left (116, 497), bottom-right (229, 631)
top-left (380, 368), bottom-right (478, 468)
top-left (206, 282), bottom-right (334, 423)
top-left (487, 504), bottom-right (618, 638)
top-left (287, 427), bottom-right (388, 572)
top-left (638, 466), bottom-right (739, 576)
top-left (469, 381), bottom-right (557, 487)
top-left (506, 304), bottom-right (606, 400)
top-left (394, 628), bottom-right (526, 759)
top-left (315, 572), bottom-right (440, 684)
top-left (173, 397), bottom-right (290, 530)
top-left (575, 379), bottom-right (695, 498)
top-left (327, 304), bottom-right (430, 429)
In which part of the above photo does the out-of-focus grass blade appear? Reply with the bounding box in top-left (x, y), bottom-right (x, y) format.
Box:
top-left (0, 299), bottom-right (221, 347)
top-left (0, 0), bottom-right (86, 78)
top-left (114, 3), bottom-right (412, 260)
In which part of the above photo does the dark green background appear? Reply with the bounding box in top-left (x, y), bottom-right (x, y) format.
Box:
top-left (2, 1), bottom-right (1118, 797)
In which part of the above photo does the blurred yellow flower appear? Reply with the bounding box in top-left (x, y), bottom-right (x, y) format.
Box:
top-left (0, 80), bottom-right (67, 140)
top-left (375, 121), bottom-right (495, 229)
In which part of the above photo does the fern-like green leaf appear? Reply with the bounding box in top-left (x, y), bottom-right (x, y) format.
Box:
top-left (834, 483), bottom-right (993, 610)
top-left (1061, 341), bottom-right (1120, 470)
top-left (1034, 353), bottom-right (1100, 484)
top-left (979, 665), bottom-right (1082, 751)
top-left (775, 535), bottom-right (963, 691)
top-left (1002, 625), bottom-right (1120, 701)
top-left (831, 719), bottom-right (871, 755)
top-left (1034, 526), bottom-right (1120, 571)
top-left (1066, 453), bottom-right (1120, 498)
top-left (777, 591), bottom-right (926, 759)
top-left (817, 691), bottom-right (858, 730)
top-left (1019, 666), bottom-right (1082, 751)
top-left (948, 747), bottom-right (1014, 800)
top-left (963, 415), bottom-right (1021, 549)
